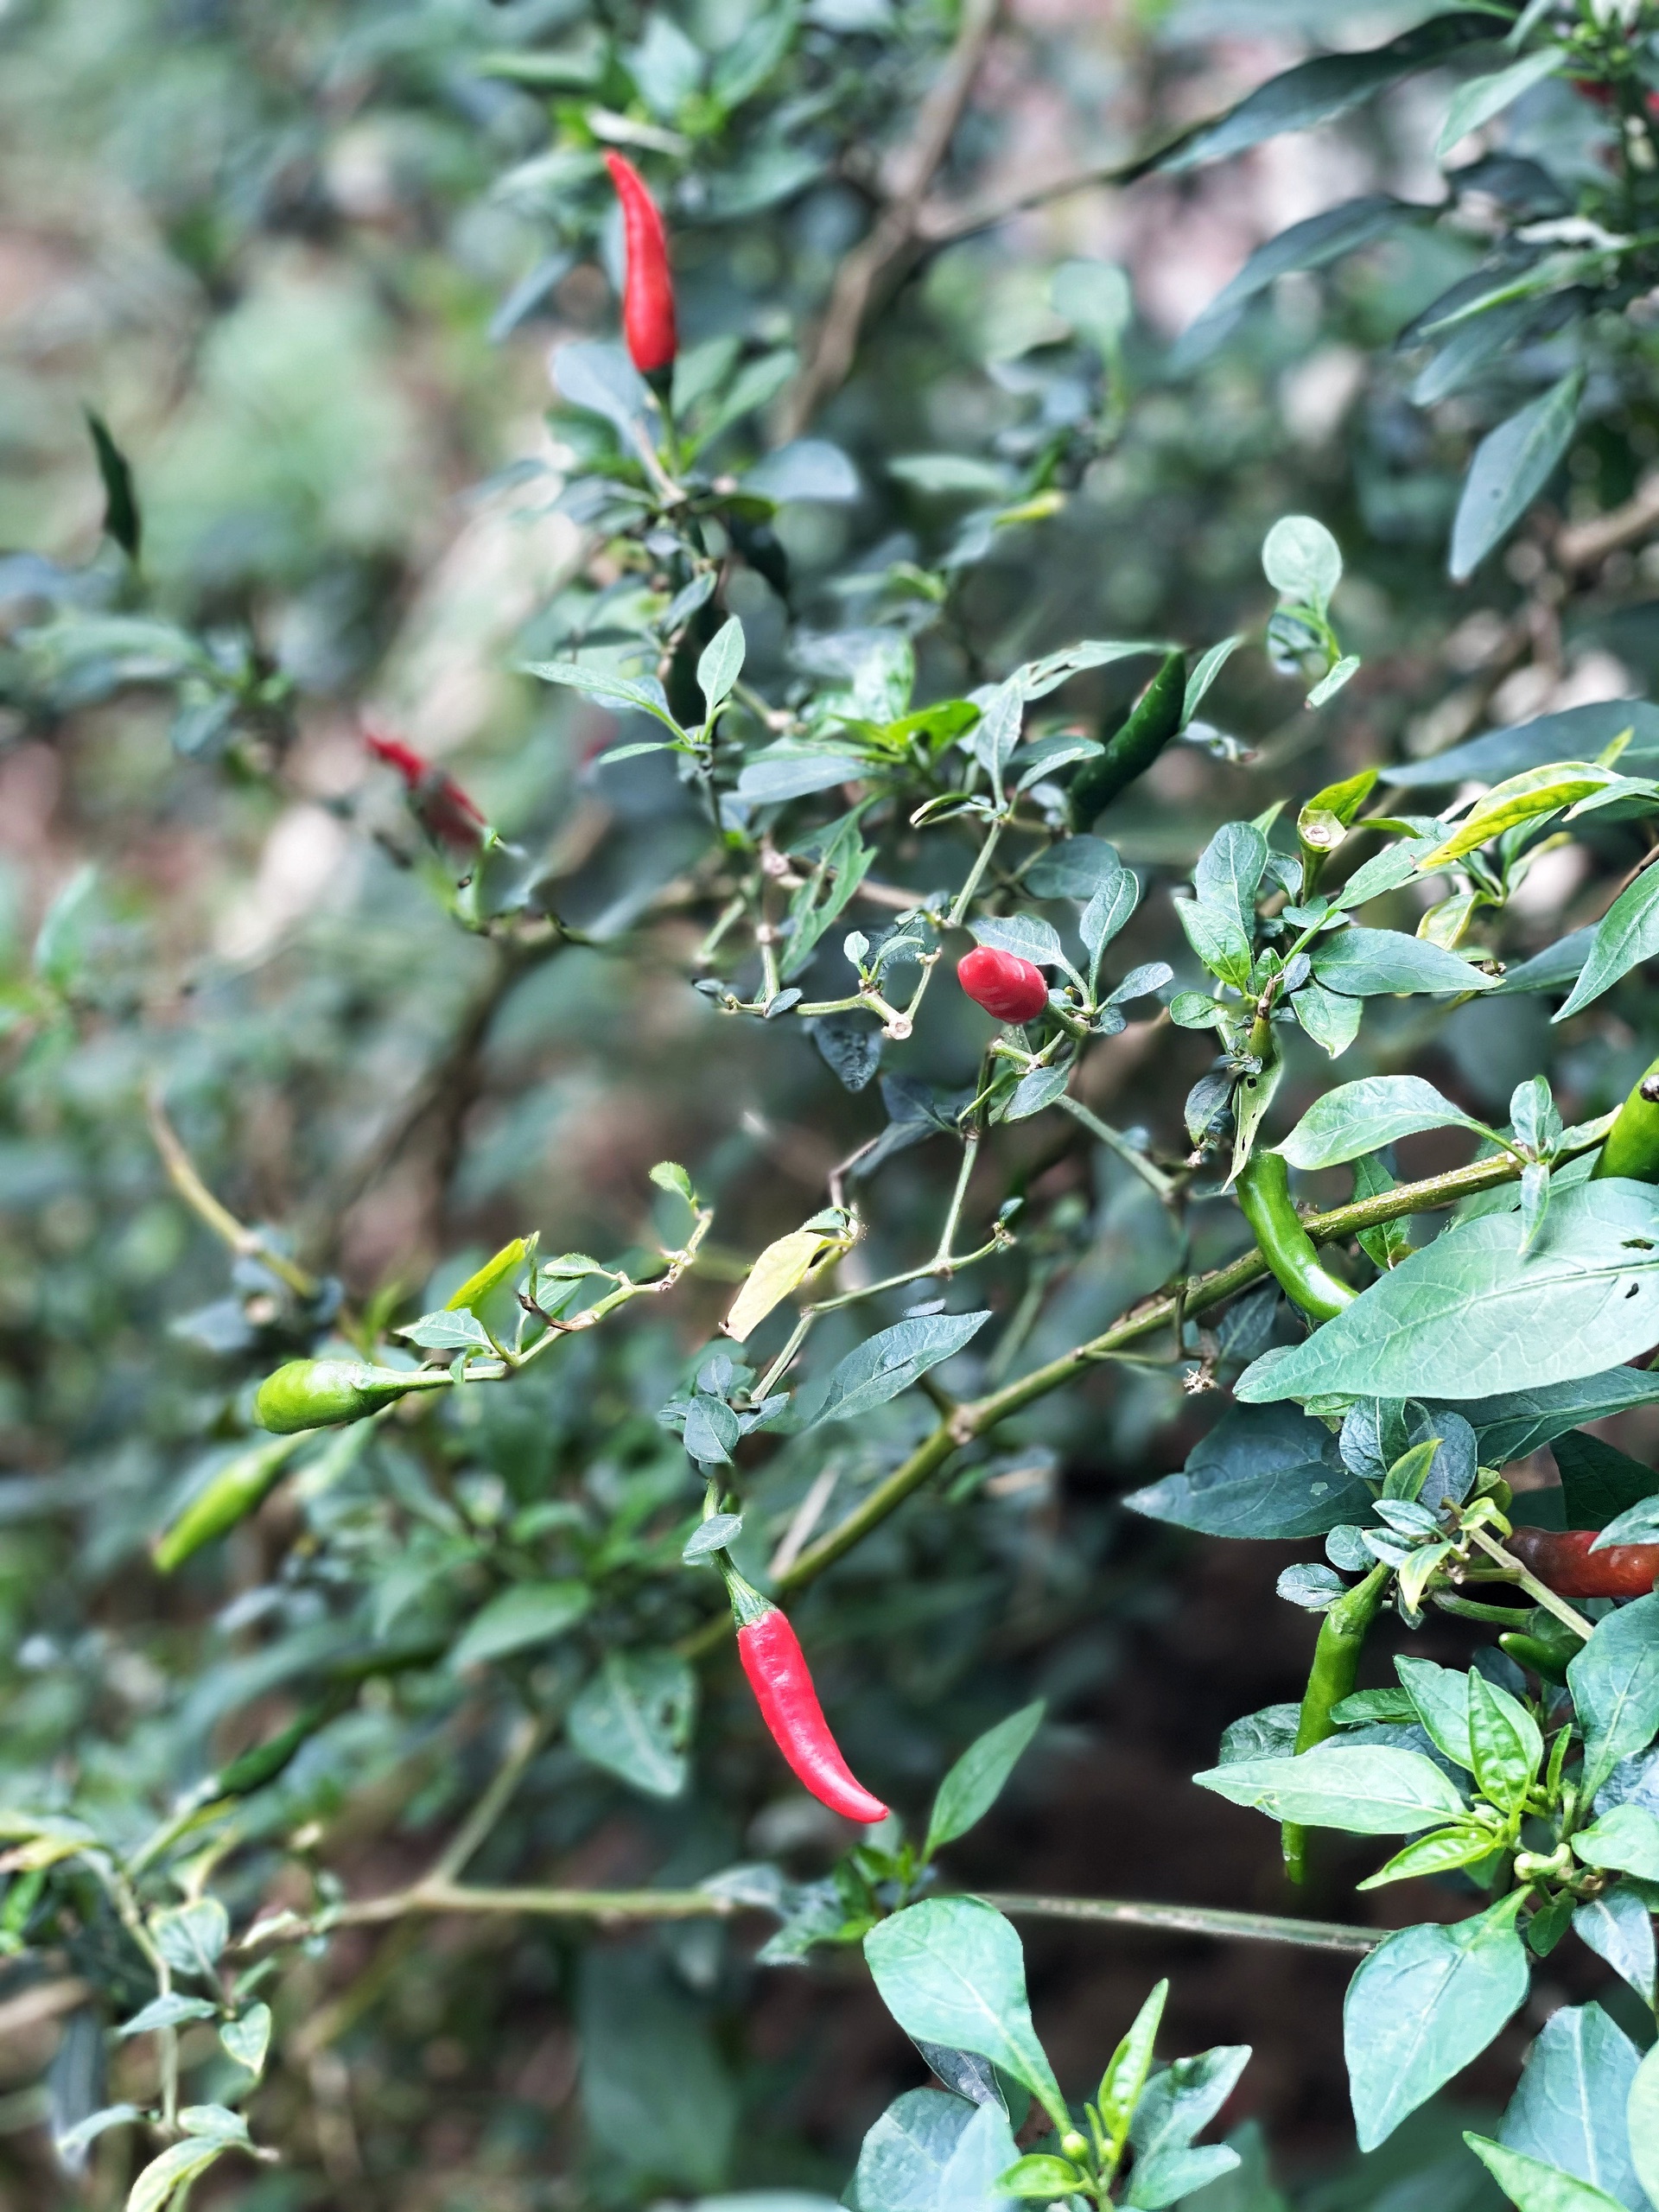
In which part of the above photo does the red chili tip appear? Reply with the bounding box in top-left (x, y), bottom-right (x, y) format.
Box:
top-left (957, 945), bottom-right (1049, 1025)
top-left (362, 720), bottom-right (486, 855)
top-left (605, 151), bottom-right (678, 377)
top-left (736, 1608), bottom-right (888, 1825)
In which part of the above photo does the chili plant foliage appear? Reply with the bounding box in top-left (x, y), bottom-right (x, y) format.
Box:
top-left (9, 0), bottom-right (1659, 2208)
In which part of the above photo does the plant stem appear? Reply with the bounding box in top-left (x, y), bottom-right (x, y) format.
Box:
top-left (147, 1086), bottom-right (319, 1302)
top-left (1058, 1092), bottom-right (1177, 1200)
top-left (946, 816), bottom-right (1006, 928)
top-left (1465, 1526), bottom-right (1595, 1640)
top-left (980, 1893), bottom-right (1381, 1955)
top-left (423, 1712), bottom-right (544, 1888)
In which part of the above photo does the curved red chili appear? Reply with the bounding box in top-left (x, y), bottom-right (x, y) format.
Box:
top-left (364, 721), bottom-right (486, 854)
top-left (728, 1582), bottom-right (887, 1823)
top-left (958, 945), bottom-right (1049, 1024)
top-left (605, 152), bottom-right (677, 378)
top-left (1506, 1526), bottom-right (1659, 1600)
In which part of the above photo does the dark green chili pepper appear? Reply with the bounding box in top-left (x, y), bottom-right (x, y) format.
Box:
top-left (1497, 1631), bottom-right (1572, 1687)
top-left (154, 1434), bottom-right (305, 1571)
top-left (213, 1688), bottom-right (348, 1797)
top-left (1592, 1052), bottom-right (1659, 1183)
top-left (1283, 1561), bottom-right (1390, 1884)
top-left (1068, 649), bottom-right (1186, 829)
top-left (1236, 1150), bottom-right (1356, 1323)
top-left (254, 1358), bottom-right (447, 1434)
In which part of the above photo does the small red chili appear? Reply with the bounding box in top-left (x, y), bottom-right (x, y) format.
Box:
top-left (1506, 1525), bottom-right (1659, 1600)
top-left (605, 152), bottom-right (677, 378)
top-left (364, 722), bottom-right (486, 855)
top-left (957, 945), bottom-right (1049, 1024)
top-left (727, 1575), bottom-right (887, 1823)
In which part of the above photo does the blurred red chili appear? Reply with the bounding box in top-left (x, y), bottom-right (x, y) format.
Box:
top-left (957, 944), bottom-right (1049, 1024)
top-left (605, 152), bottom-right (677, 378)
top-left (726, 1573), bottom-right (887, 1823)
top-left (364, 721), bottom-right (486, 854)
top-left (1507, 1525), bottom-right (1659, 1599)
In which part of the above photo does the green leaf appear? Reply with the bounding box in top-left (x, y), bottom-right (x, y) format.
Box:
top-left (525, 656), bottom-right (684, 734)
top-left (551, 339), bottom-right (655, 438)
top-left (1344, 1897), bottom-right (1529, 2150)
top-left (1497, 2001), bottom-right (1649, 2208)
top-left (1450, 370), bottom-right (1584, 582)
top-left (1567, 1592), bottom-right (1659, 1794)
top-left (925, 1700), bottom-right (1045, 1857)
top-left (449, 1580), bottom-right (592, 1669)
top-left (1277, 1076), bottom-right (1487, 1170)
top-left (1174, 898), bottom-right (1254, 990)
top-left (568, 1648), bottom-right (696, 1798)
top-left (1437, 45), bottom-right (1565, 159)
top-left (1123, 1404), bottom-right (1373, 1541)
top-left (1311, 926), bottom-right (1495, 996)
top-left (1552, 864), bottom-right (1659, 1020)
top-left (1173, 200), bottom-right (1422, 372)
top-left (1025, 835), bottom-right (1124, 899)
top-left (1195, 823), bottom-right (1268, 944)
top-left (1465, 2134), bottom-right (1631, 2212)
top-left (741, 438), bottom-right (860, 503)
top-left (1051, 257), bottom-right (1134, 353)
top-left (1147, 15), bottom-right (1499, 176)
top-left (650, 1160), bottom-right (696, 1203)
top-left (1356, 1821), bottom-right (1503, 1891)
top-left (1192, 1744), bottom-right (1466, 1833)
top-left (1098, 1980), bottom-right (1167, 2151)
top-left (683, 1393), bottom-right (743, 1465)
top-left (1630, 2045), bottom-right (1659, 2211)
top-left (1571, 1888), bottom-right (1655, 2007)
top-left (863, 1899), bottom-right (1067, 2130)
top-left (126, 2139), bottom-right (231, 2212)
top-left (118, 1993), bottom-right (219, 2037)
top-left (807, 1311), bottom-right (990, 1429)
top-left (219, 2002), bottom-right (271, 2077)
top-left (970, 914), bottom-right (1064, 969)
top-left (1262, 518), bottom-right (1342, 616)
top-left (1236, 1182), bottom-right (1659, 1405)
top-left (1292, 979), bottom-right (1363, 1058)
top-left (1417, 762), bottom-right (1615, 868)
top-left (1395, 1657), bottom-right (1475, 1770)
top-left (85, 407), bottom-right (141, 562)
top-left (1126, 2044), bottom-right (1250, 2210)
top-left (1466, 1668), bottom-right (1541, 1814)
top-left (1469, 1369), bottom-right (1659, 1463)
top-left (697, 617), bottom-right (746, 715)
top-left (579, 1945), bottom-right (735, 2192)
top-left (1080, 869), bottom-right (1140, 969)
top-left (709, 1), bottom-right (798, 111)
top-left (1571, 1802), bottom-right (1659, 1879)
top-left (150, 1897), bottom-right (229, 1979)
top-left (853, 2089), bottom-right (1020, 2212)
top-left (996, 2154), bottom-right (1084, 2197)
top-left (400, 1307), bottom-right (494, 1353)
top-left (33, 863), bottom-right (99, 992)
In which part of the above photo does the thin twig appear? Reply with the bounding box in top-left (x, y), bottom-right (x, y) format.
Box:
top-left (422, 1712), bottom-right (544, 1889)
top-left (980, 1892), bottom-right (1381, 1955)
top-left (1058, 1092), bottom-right (1177, 1201)
top-left (146, 1086), bottom-right (318, 1301)
top-left (780, 0), bottom-right (1001, 435)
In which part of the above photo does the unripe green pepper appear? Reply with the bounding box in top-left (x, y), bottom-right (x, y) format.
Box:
top-left (1592, 1052), bottom-right (1659, 1183)
top-left (1069, 649), bottom-right (1186, 829)
top-left (154, 1433), bottom-right (307, 1572)
top-left (254, 1358), bottom-right (447, 1434)
top-left (1284, 1561), bottom-right (1390, 1883)
top-left (213, 1688), bottom-right (346, 1796)
top-left (1236, 1151), bottom-right (1356, 1323)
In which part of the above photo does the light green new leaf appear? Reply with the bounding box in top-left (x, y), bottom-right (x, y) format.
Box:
top-left (126, 2139), bottom-right (232, 2212)
top-left (864, 1900), bottom-right (1066, 2130)
top-left (1192, 1744), bottom-right (1465, 1833)
top-left (1465, 2134), bottom-right (1630, 2212)
top-left (925, 1700), bottom-right (1045, 1857)
top-left (219, 2003), bottom-right (271, 2077)
top-left (1466, 1669), bottom-right (1541, 1813)
top-left (1262, 516), bottom-right (1342, 614)
top-left (697, 617), bottom-right (746, 715)
top-left (1450, 370), bottom-right (1584, 582)
top-left (1098, 1980), bottom-right (1168, 2148)
top-left (1237, 1181), bottom-right (1659, 1404)
top-left (1567, 1591), bottom-right (1659, 1794)
top-left (1436, 45), bottom-right (1565, 158)
top-left (1277, 1075), bottom-right (1487, 1170)
top-left (1417, 762), bottom-right (1615, 868)
top-left (1344, 1897), bottom-right (1529, 2149)
top-left (1553, 864), bottom-right (1659, 1020)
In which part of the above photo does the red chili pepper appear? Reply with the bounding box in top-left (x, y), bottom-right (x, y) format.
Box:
top-left (726, 1575), bottom-right (887, 1822)
top-left (605, 152), bottom-right (677, 378)
top-left (363, 721), bottom-right (486, 855)
top-left (957, 945), bottom-right (1049, 1024)
top-left (1507, 1526), bottom-right (1659, 1600)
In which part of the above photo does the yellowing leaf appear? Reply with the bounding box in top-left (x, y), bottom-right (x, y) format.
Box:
top-left (723, 1228), bottom-right (839, 1343)
top-left (444, 1237), bottom-right (527, 1315)
top-left (1416, 762), bottom-right (1614, 868)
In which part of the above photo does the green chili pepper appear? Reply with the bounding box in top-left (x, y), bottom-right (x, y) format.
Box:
top-left (1068, 649), bottom-right (1186, 830)
top-left (1236, 1150), bottom-right (1356, 1323)
top-left (254, 1358), bottom-right (448, 1434)
top-left (1283, 1561), bottom-right (1390, 1883)
top-left (1592, 1052), bottom-right (1659, 1183)
top-left (1497, 1631), bottom-right (1572, 1687)
top-left (154, 1433), bottom-right (307, 1572)
top-left (213, 1688), bottom-right (347, 1797)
